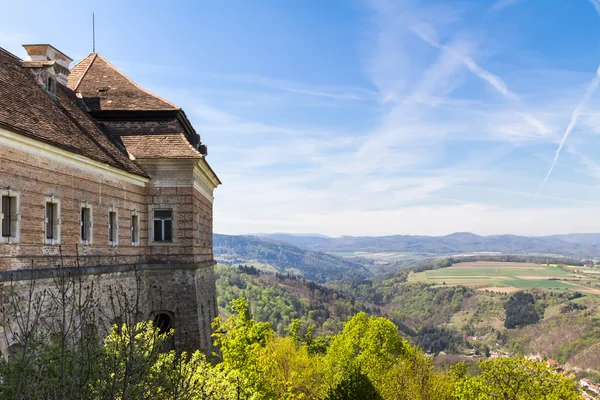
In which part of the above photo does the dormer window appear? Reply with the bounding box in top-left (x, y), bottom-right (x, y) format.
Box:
top-left (47, 76), bottom-right (56, 94)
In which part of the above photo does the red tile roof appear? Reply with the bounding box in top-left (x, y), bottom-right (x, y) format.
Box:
top-left (121, 134), bottom-right (203, 159)
top-left (0, 47), bottom-right (148, 177)
top-left (68, 53), bottom-right (179, 112)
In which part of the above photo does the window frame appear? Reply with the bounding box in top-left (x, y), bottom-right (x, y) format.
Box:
top-left (195, 211), bottom-right (200, 244)
top-left (47, 76), bottom-right (56, 94)
top-left (0, 190), bottom-right (20, 243)
top-left (80, 202), bottom-right (93, 245)
top-left (131, 209), bottom-right (140, 247)
top-left (148, 204), bottom-right (177, 245)
top-left (44, 196), bottom-right (61, 245)
top-left (153, 209), bottom-right (173, 243)
top-left (108, 206), bottom-right (118, 247)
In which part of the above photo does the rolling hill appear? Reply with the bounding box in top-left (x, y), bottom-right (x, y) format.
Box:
top-left (213, 234), bottom-right (372, 283)
top-left (257, 232), bottom-right (600, 258)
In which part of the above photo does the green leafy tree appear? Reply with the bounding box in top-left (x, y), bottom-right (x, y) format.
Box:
top-left (454, 356), bottom-right (579, 400)
top-left (212, 298), bottom-right (272, 399)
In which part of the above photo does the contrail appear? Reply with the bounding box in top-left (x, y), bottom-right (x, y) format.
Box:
top-left (589, 0), bottom-right (600, 15)
top-left (534, 65), bottom-right (600, 199)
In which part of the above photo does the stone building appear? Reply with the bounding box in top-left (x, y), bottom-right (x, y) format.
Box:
top-left (0, 44), bottom-right (221, 353)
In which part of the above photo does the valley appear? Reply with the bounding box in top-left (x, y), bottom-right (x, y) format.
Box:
top-left (215, 232), bottom-right (600, 378)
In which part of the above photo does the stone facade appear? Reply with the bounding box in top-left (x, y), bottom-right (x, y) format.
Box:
top-left (0, 44), bottom-right (221, 355)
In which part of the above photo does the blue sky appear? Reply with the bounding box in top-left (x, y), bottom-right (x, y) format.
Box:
top-left (3, 0), bottom-right (600, 237)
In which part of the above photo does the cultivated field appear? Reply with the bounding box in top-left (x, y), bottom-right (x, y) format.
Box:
top-left (407, 261), bottom-right (600, 294)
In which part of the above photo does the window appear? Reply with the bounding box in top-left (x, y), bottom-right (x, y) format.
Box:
top-left (153, 209), bottom-right (173, 242)
top-left (0, 191), bottom-right (19, 243)
top-left (202, 212), bottom-right (208, 245)
top-left (131, 211), bottom-right (139, 246)
top-left (44, 197), bottom-right (61, 244)
top-left (47, 76), bottom-right (56, 94)
top-left (196, 212), bottom-right (200, 244)
top-left (2, 196), bottom-right (12, 237)
top-left (108, 208), bottom-right (118, 246)
top-left (80, 203), bottom-right (93, 245)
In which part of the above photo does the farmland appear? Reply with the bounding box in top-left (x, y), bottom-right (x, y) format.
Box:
top-left (407, 261), bottom-right (600, 294)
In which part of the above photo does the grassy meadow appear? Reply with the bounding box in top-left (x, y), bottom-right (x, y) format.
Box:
top-left (408, 261), bottom-right (600, 294)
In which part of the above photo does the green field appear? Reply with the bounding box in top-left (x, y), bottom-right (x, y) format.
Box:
top-left (408, 261), bottom-right (600, 293)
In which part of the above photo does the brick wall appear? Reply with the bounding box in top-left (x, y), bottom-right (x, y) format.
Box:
top-left (0, 139), bottom-right (215, 270)
top-left (102, 119), bottom-right (184, 135)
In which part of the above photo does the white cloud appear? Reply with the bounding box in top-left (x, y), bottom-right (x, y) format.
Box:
top-left (490, 0), bottom-right (522, 12)
top-left (148, 0), bottom-right (600, 236)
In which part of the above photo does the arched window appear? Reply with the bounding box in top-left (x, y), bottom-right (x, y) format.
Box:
top-left (153, 312), bottom-right (172, 335)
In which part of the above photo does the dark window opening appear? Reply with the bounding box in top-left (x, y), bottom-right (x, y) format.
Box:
top-left (153, 313), bottom-right (172, 335)
top-left (81, 207), bottom-right (91, 241)
top-left (46, 202), bottom-right (54, 240)
top-left (47, 77), bottom-right (56, 94)
top-left (131, 214), bottom-right (139, 243)
top-left (153, 209), bottom-right (173, 242)
top-left (108, 211), bottom-right (117, 243)
top-left (2, 196), bottom-right (11, 237)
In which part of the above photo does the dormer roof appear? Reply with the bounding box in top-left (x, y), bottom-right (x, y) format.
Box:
top-left (68, 53), bottom-right (179, 112)
top-left (0, 47), bottom-right (148, 178)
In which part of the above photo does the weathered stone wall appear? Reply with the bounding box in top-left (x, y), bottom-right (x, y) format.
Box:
top-left (0, 262), bottom-right (217, 356)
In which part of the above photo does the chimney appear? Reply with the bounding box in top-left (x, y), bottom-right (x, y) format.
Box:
top-left (21, 44), bottom-right (73, 92)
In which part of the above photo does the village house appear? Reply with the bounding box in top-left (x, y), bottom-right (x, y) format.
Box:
top-left (581, 379), bottom-right (593, 388)
top-left (0, 44), bottom-right (221, 353)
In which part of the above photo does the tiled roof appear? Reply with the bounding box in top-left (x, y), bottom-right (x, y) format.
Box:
top-left (68, 53), bottom-right (179, 112)
top-left (0, 47), bottom-right (148, 177)
top-left (121, 134), bottom-right (203, 159)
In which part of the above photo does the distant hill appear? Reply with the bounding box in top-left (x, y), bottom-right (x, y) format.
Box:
top-left (213, 234), bottom-right (372, 283)
top-left (258, 232), bottom-right (600, 258)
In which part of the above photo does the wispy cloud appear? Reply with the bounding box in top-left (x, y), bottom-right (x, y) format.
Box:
top-left (534, 66), bottom-right (600, 198)
top-left (112, 0), bottom-right (600, 236)
top-left (410, 22), bottom-right (519, 100)
top-left (589, 0), bottom-right (600, 16)
top-left (490, 0), bottom-right (522, 12)
top-left (219, 74), bottom-right (377, 101)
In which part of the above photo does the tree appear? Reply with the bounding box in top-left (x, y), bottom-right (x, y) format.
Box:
top-left (454, 356), bottom-right (579, 400)
top-left (504, 292), bottom-right (540, 329)
top-left (212, 298), bottom-right (272, 399)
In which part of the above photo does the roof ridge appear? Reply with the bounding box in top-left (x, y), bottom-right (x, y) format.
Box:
top-left (0, 47), bottom-right (21, 61)
top-left (93, 53), bottom-right (180, 110)
top-left (71, 53), bottom-right (98, 91)
top-left (54, 85), bottom-right (149, 176)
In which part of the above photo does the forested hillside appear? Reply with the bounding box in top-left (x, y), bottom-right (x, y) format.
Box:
top-left (217, 261), bottom-right (600, 372)
top-left (215, 264), bottom-right (380, 335)
top-left (214, 234), bottom-right (372, 282)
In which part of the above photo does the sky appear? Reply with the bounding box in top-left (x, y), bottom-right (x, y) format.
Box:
top-left (2, 0), bottom-right (600, 237)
